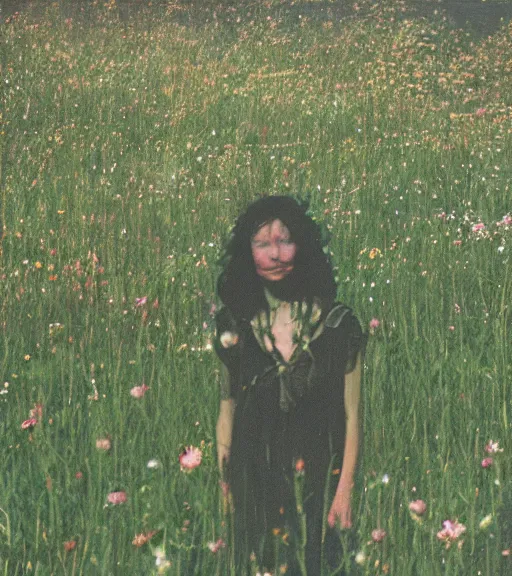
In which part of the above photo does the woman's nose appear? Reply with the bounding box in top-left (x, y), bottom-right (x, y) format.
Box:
top-left (269, 242), bottom-right (279, 260)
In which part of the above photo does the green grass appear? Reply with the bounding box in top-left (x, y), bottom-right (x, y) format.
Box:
top-left (1, 0), bottom-right (511, 574)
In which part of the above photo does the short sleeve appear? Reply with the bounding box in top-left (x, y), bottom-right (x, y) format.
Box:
top-left (343, 312), bottom-right (368, 374)
top-left (214, 307), bottom-right (241, 399)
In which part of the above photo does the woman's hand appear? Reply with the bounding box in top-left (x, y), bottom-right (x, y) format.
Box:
top-left (217, 442), bottom-right (230, 474)
top-left (327, 485), bottom-right (352, 529)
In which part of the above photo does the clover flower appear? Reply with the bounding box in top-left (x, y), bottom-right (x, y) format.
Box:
top-left (130, 384), bottom-right (149, 398)
top-left (179, 446), bottom-right (202, 472)
top-left (436, 520), bottom-right (466, 547)
top-left (409, 499), bottom-right (427, 516)
top-left (371, 528), bottom-right (386, 542)
top-left (107, 491), bottom-right (127, 505)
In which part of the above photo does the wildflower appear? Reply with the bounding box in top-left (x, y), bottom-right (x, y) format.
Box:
top-left (502, 549), bottom-right (511, 556)
top-left (207, 538), bottom-right (226, 553)
top-left (96, 437), bottom-right (111, 451)
top-left (369, 318), bottom-right (380, 330)
top-left (132, 530), bottom-right (157, 547)
top-left (179, 446), bottom-right (202, 472)
top-left (371, 528), bottom-right (386, 542)
top-left (382, 474), bottom-right (390, 484)
top-left (475, 108), bottom-right (486, 117)
top-left (107, 491), bottom-right (127, 505)
top-left (135, 296), bottom-right (147, 306)
top-left (355, 550), bottom-right (367, 565)
top-left (130, 384), bottom-right (149, 398)
top-left (63, 540), bottom-right (77, 552)
top-left (153, 546), bottom-right (171, 572)
top-left (24, 355), bottom-right (31, 361)
top-left (35, 261), bottom-right (43, 269)
top-left (481, 457), bottom-right (493, 468)
top-left (75, 471), bottom-right (83, 479)
top-left (368, 247), bottom-right (382, 260)
top-left (479, 514), bottom-right (492, 530)
top-left (485, 440), bottom-right (503, 454)
top-left (472, 223), bottom-right (485, 232)
top-left (409, 500), bottom-right (427, 516)
top-left (147, 459), bottom-right (161, 469)
top-left (295, 458), bottom-right (305, 474)
top-left (436, 520), bottom-right (466, 546)
top-left (219, 331), bottom-right (238, 348)
top-left (29, 403), bottom-right (43, 420)
top-left (501, 215), bottom-right (512, 226)
top-left (21, 418), bottom-right (37, 430)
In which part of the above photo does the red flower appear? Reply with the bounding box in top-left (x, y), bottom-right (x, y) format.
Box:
top-left (63, 540), bottom-right (77, 552)
top-left (21, 418), bottom-right (38, 430)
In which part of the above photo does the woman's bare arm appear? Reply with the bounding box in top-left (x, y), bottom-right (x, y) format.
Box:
top-left (339, 352), bottom-right (362, 491)
top-left (328, 352), bottom-right (362, 528)
top-left (216, 365), bottom-right (235, 473)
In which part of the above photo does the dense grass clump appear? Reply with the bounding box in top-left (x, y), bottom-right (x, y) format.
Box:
top-left (1, 1), bottom-right (511, 574)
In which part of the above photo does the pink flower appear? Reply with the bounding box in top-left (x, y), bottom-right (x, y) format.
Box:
top-left (295, 458), bottom-right (305, 473)
top-left (107, 491), bottom-right (127, 505)
top-left (130, 384), bottom-right (149, 398)
top-left (437, 520), bottom-right (466, 544)
top-left (369, 318), bottom-right (380, 330)
top-left (472, 223), bottom-right (485, 232)
top-left (179, 446), bottom-right (202, 472)
top-left (409, 500), bottom-right (427, 516)
top-left (371, 528), bottom-right (386, 542)
top-left (207, 538), bottom-right (226, 553)
top-left (475, 108), bottom-right (486, 117)
top-left (96, 437), bottom-right (111, 451)
top-left (135, 296), bottom-right (147, 307)
top-left (485, 440), bottom-right (503, 454)
top-left (481, 457), bottom-right (493, 468)
top-left (502, 215), bottom-right (512, 226)
top-left (21, 418), bottom-right (38, 430)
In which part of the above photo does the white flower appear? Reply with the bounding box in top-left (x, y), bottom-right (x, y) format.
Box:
top-left (355, 551), bottom-right (367, 565)
top-left (220, 331), bottom-right (239, 349)
top-left (479, 514), bottom-right (492, 530)
top-left (382, 474), bottom-right (390, 484)
top-left (147, 459), bottom-right (161, 469)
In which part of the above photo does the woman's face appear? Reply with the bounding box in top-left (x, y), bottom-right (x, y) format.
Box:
top-left (251, 219), bottom-right (297, 282)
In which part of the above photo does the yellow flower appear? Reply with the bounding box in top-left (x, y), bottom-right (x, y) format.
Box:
top-left (368, 248), bottom-right (382, 260)
top-left (34, 261), bottom-right (43, 269)
top-left (24, 355), bottom-right (31, 361)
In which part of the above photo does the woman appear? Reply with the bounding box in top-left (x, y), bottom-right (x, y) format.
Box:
top-left (215, 196), bottom-right (367, 575)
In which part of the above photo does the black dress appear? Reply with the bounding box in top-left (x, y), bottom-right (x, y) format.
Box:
top-left (215, 303), bottom-right (367, 575)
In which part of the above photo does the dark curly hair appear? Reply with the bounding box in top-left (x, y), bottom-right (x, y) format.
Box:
top-left (217, 196), bottom-right (337, 321)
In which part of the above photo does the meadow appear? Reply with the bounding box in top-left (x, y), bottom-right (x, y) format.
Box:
top-left (1, 0), bottom-right (511, 574)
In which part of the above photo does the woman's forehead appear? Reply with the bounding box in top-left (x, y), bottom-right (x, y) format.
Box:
top-left (252, 219), bottom-right (291, 240)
